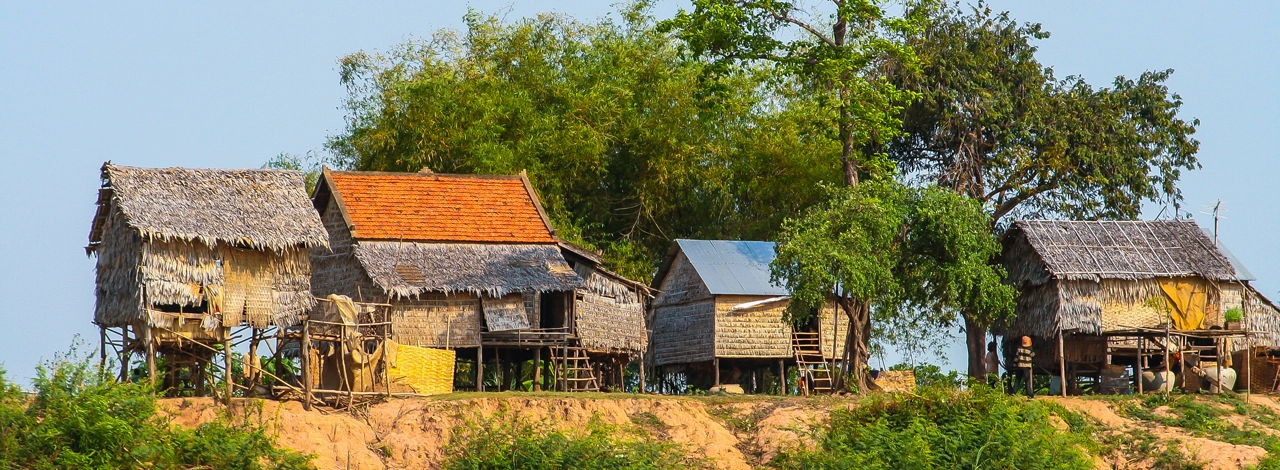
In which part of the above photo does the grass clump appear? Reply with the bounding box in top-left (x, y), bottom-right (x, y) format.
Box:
top-left (443, 414), bottom-right (710, 469)
top-left (770, 385), bottom-right (1095, 469)
top-left (0, 352), bottom-right (313, 469)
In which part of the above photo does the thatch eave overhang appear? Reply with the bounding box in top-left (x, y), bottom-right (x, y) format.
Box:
top-left (351, 241), bottom-right (584, 299)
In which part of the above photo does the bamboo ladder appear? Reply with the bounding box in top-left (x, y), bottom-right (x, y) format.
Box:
top-left (549, 338), bottom-right (600, 392)
top-left (792, 332), bottom-right (833, 394)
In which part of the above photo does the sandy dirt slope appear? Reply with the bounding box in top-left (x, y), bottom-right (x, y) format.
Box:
top-left (158, 393), bottom-right (827, 470)
top-left (1049, 396), bottom-right (1267, 470)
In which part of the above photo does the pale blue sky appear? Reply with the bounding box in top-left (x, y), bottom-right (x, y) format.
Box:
top-left (1, 1), bottom-right (1275, 382)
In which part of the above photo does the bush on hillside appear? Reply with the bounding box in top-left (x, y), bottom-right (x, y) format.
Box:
top-left (443, 414), bottom-right (709, 469)
top-left (0, 354), bottom-right (313, 469)
top-left (771, 386), bottom-right (1095, 470)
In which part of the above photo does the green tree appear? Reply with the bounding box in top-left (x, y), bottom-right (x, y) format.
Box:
top-left (770, 177), bottom-right (1014, 391)
top-left (884, 1), bottom-right (1200, 378)
top-left (659, 0), bottom-right (917, 186)
top-left (327, 4), bottom-right (841, 278)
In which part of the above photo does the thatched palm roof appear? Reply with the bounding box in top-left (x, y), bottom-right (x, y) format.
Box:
top-left (1006, 220), bottom-right (1238, 285)
top-left (89, 163), bottom-right (328, 252)
top-left (353, 242), bottom-right (583, 298)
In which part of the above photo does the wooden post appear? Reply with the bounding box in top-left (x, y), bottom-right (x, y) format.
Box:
top-left (1164, 324), bottom-right (1171, 395)
top-left (223, 327), bottom-right (233, 406)
top-left (1137, 336), bottom-right (1144, 395)
top-left (98, 326), bottom-right (107, 374)
top-left (247, 328), bottom-right (260, 390)
top-left (1247, 331), bottom-right (1253, 402)
top-left (778, 359), bottom-right (785, 396)
top-left (533, 348), bottom-right (542, 391)
top-left (144, 325), bottom-right (156, 384)
top-left (638, 353), bottom-right (646, 394)
top-left (496, 349), bottom-right (504, 392)
top-left (515, 355), bottom-right (524, 392)
top-left (1058, 332), bottom-right (1067, 397)
top-left (477, 347), bottom-right (485, 392)
top-left (120, 326), bottom-right (132, 382)
top-left (301, 322), bottom-right (312, 411)
top-left (713, 358), bottom-right (720, 387)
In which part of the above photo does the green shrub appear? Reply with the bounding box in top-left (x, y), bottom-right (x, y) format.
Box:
top-left (0, 352), bottom-right (313, 469)
top-left (771, 386), bottom-right (1095, 469)
top-left (1225, 307), bottom-right (1243, 323)
top-left (443, 414), bottom-right (709, 469)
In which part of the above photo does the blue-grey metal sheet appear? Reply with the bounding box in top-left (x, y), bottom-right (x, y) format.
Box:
top-left (677, 239), bottom-right (788, 296)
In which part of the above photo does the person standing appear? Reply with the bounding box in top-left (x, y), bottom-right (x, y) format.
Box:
top-left (985, 341), bottom-right (1002, 387)
top-left (1015, 336), bottom-right (1036, 397)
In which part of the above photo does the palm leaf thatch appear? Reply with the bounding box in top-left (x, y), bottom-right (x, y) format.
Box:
top-left (1001, 220), bottom-right (1244, 338)
top-left (352, 242), bottom-right (583, 299)
top-left (89, 163), bottom-right (327, 329)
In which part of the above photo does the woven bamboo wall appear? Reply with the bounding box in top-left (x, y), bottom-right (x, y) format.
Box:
top-left (390, 293), bottom-right (482, 348)
top-left (387, 343), bottom-right (455, 395)
top-left (651, 253), bottom-right (712, 308)
top-left (311, 197), bottom-right (381, 301)
top-left (575, 292), bottom-right (646, 355)
top-left (652, 300), bottom-right (715, 365)
top-left (713, 295), bottom-right (791, 359)
top-left (651, 254), bottom-right (716, 365)
top-left (818, 302), bottom-right (849, 360)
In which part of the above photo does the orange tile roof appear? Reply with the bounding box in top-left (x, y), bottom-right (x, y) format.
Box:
top-left (327, 171), bottom-right (556, 244)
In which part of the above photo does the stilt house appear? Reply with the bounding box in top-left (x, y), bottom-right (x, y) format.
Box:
top-left (1000, 219), bottom-right (1279, 394)
top-left (309, 169), bottom-right (647, 391)
top-left (87, 163), bottom-right (328, 395)
top-left (649, 240), bottom-right (846, 393)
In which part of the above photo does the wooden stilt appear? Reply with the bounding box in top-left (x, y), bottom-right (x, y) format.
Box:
top-left (778, 359), bottom-right (785, 395)
top-left (247, 328), bottom-right (260, 390)
top-left (1137, 336), bottom-right (1144, 394)
top-left (714, 358), bottom-right (720, 387)
top-left (638, 352), bottom-right (646, 394)
top-left (301, 322), bottom-right (312, 411)
top-left (223, 327), bottom-right (233, 406)
top-left (1058, 332), bottom-right (1066, 397)
top-left (144, 325), bottom-right (156, 384)
top-left (533, 347), bottom-right (542, 392)
top-left (120, 326), bottom-right (132, 382)
top-left (98, 326), bottom-right (107, 374)
top-left (477, 347), bottom-right (485, 392)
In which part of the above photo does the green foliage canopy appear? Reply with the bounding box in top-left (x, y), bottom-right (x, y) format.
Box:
top-left (659, 0), bottom-right (918, 184)
top-left (771, 178), bottom-right (1014, 388)
top-left (888, 1), bottom-right (1200, 223)
top-left (327, 5), bottom-right (842, 278)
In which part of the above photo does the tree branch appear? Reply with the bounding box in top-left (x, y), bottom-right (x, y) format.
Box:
top-left (991, 181), bottom-right (1060, 223)
top-left (756, 5), bottom-right (838, 48)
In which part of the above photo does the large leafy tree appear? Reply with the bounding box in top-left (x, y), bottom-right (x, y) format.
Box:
top-left (659, 0), bottom-right (917, 185)
top-left (772, 177), bottom-right (1014, 392)
top-left (884, 1), bottom-right (1200, 378)
top-left (327, 5), bottom-right (842, 278)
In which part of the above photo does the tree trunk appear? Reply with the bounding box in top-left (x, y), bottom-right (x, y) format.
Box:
top-left (964, 314), bottom-right (987, 380)
top-left (836, 296), bottom-right (874, 393)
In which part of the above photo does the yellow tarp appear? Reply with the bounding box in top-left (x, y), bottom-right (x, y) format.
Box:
top-left (1159, 279), bottom-right (1209, 330)
top-left (386, 341), bottom-right (455, 395)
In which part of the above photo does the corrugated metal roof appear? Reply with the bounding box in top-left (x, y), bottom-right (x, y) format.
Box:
top-left (676, 239), bottom-right (788, 296)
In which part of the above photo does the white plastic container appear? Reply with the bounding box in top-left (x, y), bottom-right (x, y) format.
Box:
top-left (1200, 365), bottom-right (1238, 393)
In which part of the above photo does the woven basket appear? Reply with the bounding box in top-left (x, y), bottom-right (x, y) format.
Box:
top-left (387, 343), bottom-right (455, 395)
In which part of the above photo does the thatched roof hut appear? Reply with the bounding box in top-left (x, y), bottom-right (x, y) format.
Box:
top-left (88, 163), bottom-right (328, 330)
top-left (1001, 220), bottom-right (1265, 340)
top-left (309, 169), bottom-right (586, 349)
top-left (649, 240), bottom-right (846, 368)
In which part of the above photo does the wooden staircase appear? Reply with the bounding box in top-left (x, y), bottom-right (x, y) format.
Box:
top-left (550, 340), bottom-right (600, 392)
top-left (792, 332), bottom-right (834, 394)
